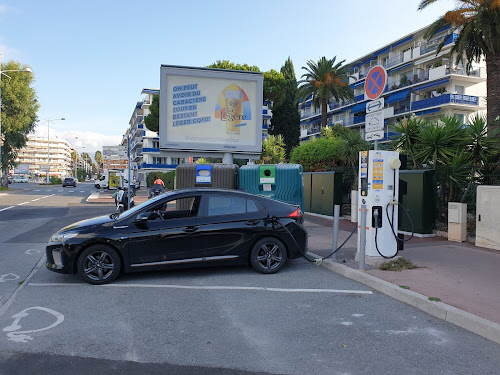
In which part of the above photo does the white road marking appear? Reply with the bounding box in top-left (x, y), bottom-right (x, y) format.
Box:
top-left (0, 274), bottom-right (20, 283)
top-left (25, 249), bottom-right (41, 255)
top-left (79, 191), bottom-right (85, 193)
top-left (0, 193), bottom-right (6, 196)
top-left (3, 306), bottom-right (65, 343)
top-left (40, 194), bottom-right (56, 199)
top-left (17, 202), bottom-right (29, 206)
top-left (28, 283), bottom-right (373, 294)
top-left (67, 191), bottom-right (74, 193)
top-left (31, 198), bottom-right (42, 201)
top-left (34, 189), bottom-right (41, 192)
top-left (0, 206), bottom-right (14, 212)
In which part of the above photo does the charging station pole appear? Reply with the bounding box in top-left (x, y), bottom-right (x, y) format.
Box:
top-left (356, 150), bottom-right (401, 265)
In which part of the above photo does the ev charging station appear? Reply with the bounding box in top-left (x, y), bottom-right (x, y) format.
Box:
top-left (356, 150), bottom-right (401, 263)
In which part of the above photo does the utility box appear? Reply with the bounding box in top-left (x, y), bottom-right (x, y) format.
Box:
top-left (303, 172), bottom-right (343, 216)
top-left (239, 164), bottom-right (304, 208)
top-left (476, 186), bottom-right (500, 251)
top-left (448, 202), bottom-right (467, 242)
top-left (398, 170), bottom-right (435, 235)
top-left (175, 164), bottom-right (239, 190)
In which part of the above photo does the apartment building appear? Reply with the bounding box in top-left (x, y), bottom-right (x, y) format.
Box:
top-left (15, 136), bottom-right (72, 177)
top-left (299, 24), bottom-right (487, 141)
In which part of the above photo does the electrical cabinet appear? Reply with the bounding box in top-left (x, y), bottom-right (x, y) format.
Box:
top-left (476, 186), bottom-right (500, 251)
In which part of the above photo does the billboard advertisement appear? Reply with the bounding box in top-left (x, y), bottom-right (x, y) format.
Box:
top-left (160, 65), bottom-right (263, 154)
top-left (14, 163), bottom-right (30, 174)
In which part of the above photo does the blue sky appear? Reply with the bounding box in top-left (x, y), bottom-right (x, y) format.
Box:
top-left (0, 0), bottom-right (455, 159)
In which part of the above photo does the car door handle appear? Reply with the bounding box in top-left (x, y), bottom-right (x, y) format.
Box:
top-left (183, 225), bottom-right (199, 233)
top-left (245, 220), bottom-right (260, 226)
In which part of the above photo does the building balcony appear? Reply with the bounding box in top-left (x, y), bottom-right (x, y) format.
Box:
top-left (142, 148), bottom-right (160, 153)
top-left (411, 94), bottom-right (479, 111)
top-left (419, 33), bottom-right (458, 55)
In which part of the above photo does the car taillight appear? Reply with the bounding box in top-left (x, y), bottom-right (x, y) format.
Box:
top-left (288, 208), bottom-right (303, 219)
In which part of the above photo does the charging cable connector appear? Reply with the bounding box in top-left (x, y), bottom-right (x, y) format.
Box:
top-left (388, 198), bottom-right (398, 206)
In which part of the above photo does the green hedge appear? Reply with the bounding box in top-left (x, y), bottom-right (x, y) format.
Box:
top-left (147, 170), bottom-right (176, 189)
top-left (290, 137), bottom-right (344, 172)
top-left (49, 177), bottom-right (62, 185)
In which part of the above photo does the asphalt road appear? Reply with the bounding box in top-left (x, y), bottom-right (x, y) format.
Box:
top-left (0, 182), bottom-right (499, 375)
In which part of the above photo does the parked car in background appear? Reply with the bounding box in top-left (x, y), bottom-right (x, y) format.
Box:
top-left (46, 188), bottom-right (308, 285)
top-left (13, 175), bottom-right (29, 183)
top-left (63, 177), bottom-right (77, 187)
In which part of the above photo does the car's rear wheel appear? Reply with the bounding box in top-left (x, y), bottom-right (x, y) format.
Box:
top-left (95, 184), bottom-right (100, 189)
top-left (77, 245), bottom-right (121, 285)
top-left (250, 237), bottom-right (287, 274)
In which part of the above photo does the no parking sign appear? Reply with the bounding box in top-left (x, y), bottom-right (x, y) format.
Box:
top-left (365, 66), bottom-right (387, 100)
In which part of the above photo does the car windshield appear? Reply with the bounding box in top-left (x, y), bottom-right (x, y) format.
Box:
top-left (113, 190), bottom-right (177, 220)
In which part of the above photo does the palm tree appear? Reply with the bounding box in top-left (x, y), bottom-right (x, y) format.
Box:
top-left (259, 135), bottom-right (286, 164)
top-left (390, 115), bottom-right (427, 169)
top-left (418, 0), bottom-right (500, 130)
top-left (297, 57), bottom-right (354, 129)
top-left (94, 150), bottom-right (103, 170)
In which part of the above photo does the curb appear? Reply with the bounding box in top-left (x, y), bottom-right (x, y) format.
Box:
top-left (310, 252), bottom-right (500, 345)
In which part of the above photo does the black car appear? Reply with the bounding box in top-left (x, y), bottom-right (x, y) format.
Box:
top-left (63, 177), bottom-right (77, 187)
top-left (46, 188), bottom-right (308, 284)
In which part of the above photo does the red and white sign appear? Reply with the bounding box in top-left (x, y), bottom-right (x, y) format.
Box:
top-left (364, 66), bottom-right (387, 100)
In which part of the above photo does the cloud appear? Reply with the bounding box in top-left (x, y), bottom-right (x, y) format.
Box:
top-left (33, 126), bottom-right (122, 160)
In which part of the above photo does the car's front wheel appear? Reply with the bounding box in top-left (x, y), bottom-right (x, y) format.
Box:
top-left (77, 245), bottom-right (121, 285)
top-left (250, 237), bottom-right (287, 274)
top-left (95, 184), bottom-right (100, 189)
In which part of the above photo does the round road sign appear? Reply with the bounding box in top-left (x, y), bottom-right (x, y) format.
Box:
top-left (365, 66), bottom-right (387, 100)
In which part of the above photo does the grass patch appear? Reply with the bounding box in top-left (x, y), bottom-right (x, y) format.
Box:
top-left (18, 280), bottom-right (24, 286)
top-left (379, 257), bottom-right (417, 271)
top-left (399, 285), bottom-right (411, 290)
top-left (0, 186), bottom-right (7, 191)
top-left (428, 297), bottom-right (441, 302)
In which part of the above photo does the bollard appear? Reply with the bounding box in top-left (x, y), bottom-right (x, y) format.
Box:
top-left (332, 205), bottom-right (340, 261)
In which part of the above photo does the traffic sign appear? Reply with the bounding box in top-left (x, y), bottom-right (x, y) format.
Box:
top-left (365, 111), bottom-right (384, 132)
top-left (365, 66), bottom-right (387, 100)
top-left (365, 130), bottom-right (385, 141)
top-left (366, 98), bottom-right (384, 114)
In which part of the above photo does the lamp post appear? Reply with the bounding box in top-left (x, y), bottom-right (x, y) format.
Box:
top-left (45, 118), bottom-right (65, 184)
top-left (0, 54), bottom-right (32, 184)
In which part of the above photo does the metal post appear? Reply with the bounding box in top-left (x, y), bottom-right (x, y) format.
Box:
top-left (374, 140), bottom-right (378, 151)
top-left (127, 134), bottom-right (131, 209)
top-left (46, 120), bottom-right (50, 184)
top-left (332, 204), bottom-right (340, 261)
top-left (222, 152), bottom-right (233, 164)
top-left (359, 204), bottom-right (367, 271)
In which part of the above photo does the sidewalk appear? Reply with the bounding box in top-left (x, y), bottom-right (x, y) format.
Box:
top-left (304, 213), bottom-right (500, 343)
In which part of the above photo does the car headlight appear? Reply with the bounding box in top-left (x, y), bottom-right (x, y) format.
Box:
top-left (49, 232), bottom-right (78, 244)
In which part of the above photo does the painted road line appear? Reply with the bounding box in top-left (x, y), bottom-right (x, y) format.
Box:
top-left (0, 206), bottom-right (15, 213)
top-left (31, 198), bottom-right (42, 201)
top-left (28, 283), bottom-right (373, 294)
top-left (79, 191), bottom-right (85, 193)
top-left (17, 202), bottom-right (29, 206)
top-left (40, 194), bottom-right (56, 199)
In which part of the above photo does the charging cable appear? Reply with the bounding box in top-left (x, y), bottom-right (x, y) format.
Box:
top-left (268, 216), bottom-right (357, 265)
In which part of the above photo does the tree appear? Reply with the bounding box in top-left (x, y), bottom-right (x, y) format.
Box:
top-left (418, 0), bottom-right (500, 130)
top-left (258, 135), bottom-right (286, 164)
top-left (207, 60), bottom-right (286, 105)
top-left (94, 150), bottom-right (103, 170)
top-left (390, 115), bottom-right (426, 169)
top-left (297, 57), bottom-right (354, 129)
top-left (144, 94), bottom-right (159, 133)
top-left (269, 57), bottom-right (301, 158)
top-left (1, 60), bottom-right (38, 187)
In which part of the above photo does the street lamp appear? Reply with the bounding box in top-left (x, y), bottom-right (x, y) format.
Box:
top-left (45, 118), bottom-right (65, 184)
top-left (0, 54), bottom-right (32, 183)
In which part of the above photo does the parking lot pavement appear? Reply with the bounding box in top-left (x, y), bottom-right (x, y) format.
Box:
top-left (304, 213), bottom-right (500, 344)
top-left (1, 259), bottom-right (500, 375)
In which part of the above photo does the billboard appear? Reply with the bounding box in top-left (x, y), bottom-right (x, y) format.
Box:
top-left (160, 65), bottom-right (263, 154)
top-left (14, 163), bottom-right (30, 174)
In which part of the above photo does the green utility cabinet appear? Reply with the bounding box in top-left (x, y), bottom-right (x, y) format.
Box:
top-left (239, 164), bottom-right (304, 209)
top-left (175, 164), bottom-right (239, 190)
top-left (303, 172), bottom-right (343, 216)
top-left (399, 170), bottom-right (435, 234)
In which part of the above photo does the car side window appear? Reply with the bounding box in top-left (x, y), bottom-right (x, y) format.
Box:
top-left (208, 196), bottom-right (255, 216)
top-left (145, 195), bottom-right (201, 221)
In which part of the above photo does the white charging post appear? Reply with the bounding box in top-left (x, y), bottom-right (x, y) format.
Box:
top-left (356, 150), bottom-right (401, 265)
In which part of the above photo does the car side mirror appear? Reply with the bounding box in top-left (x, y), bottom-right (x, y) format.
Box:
top-left (134, 212), bottom-right (149, 223)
